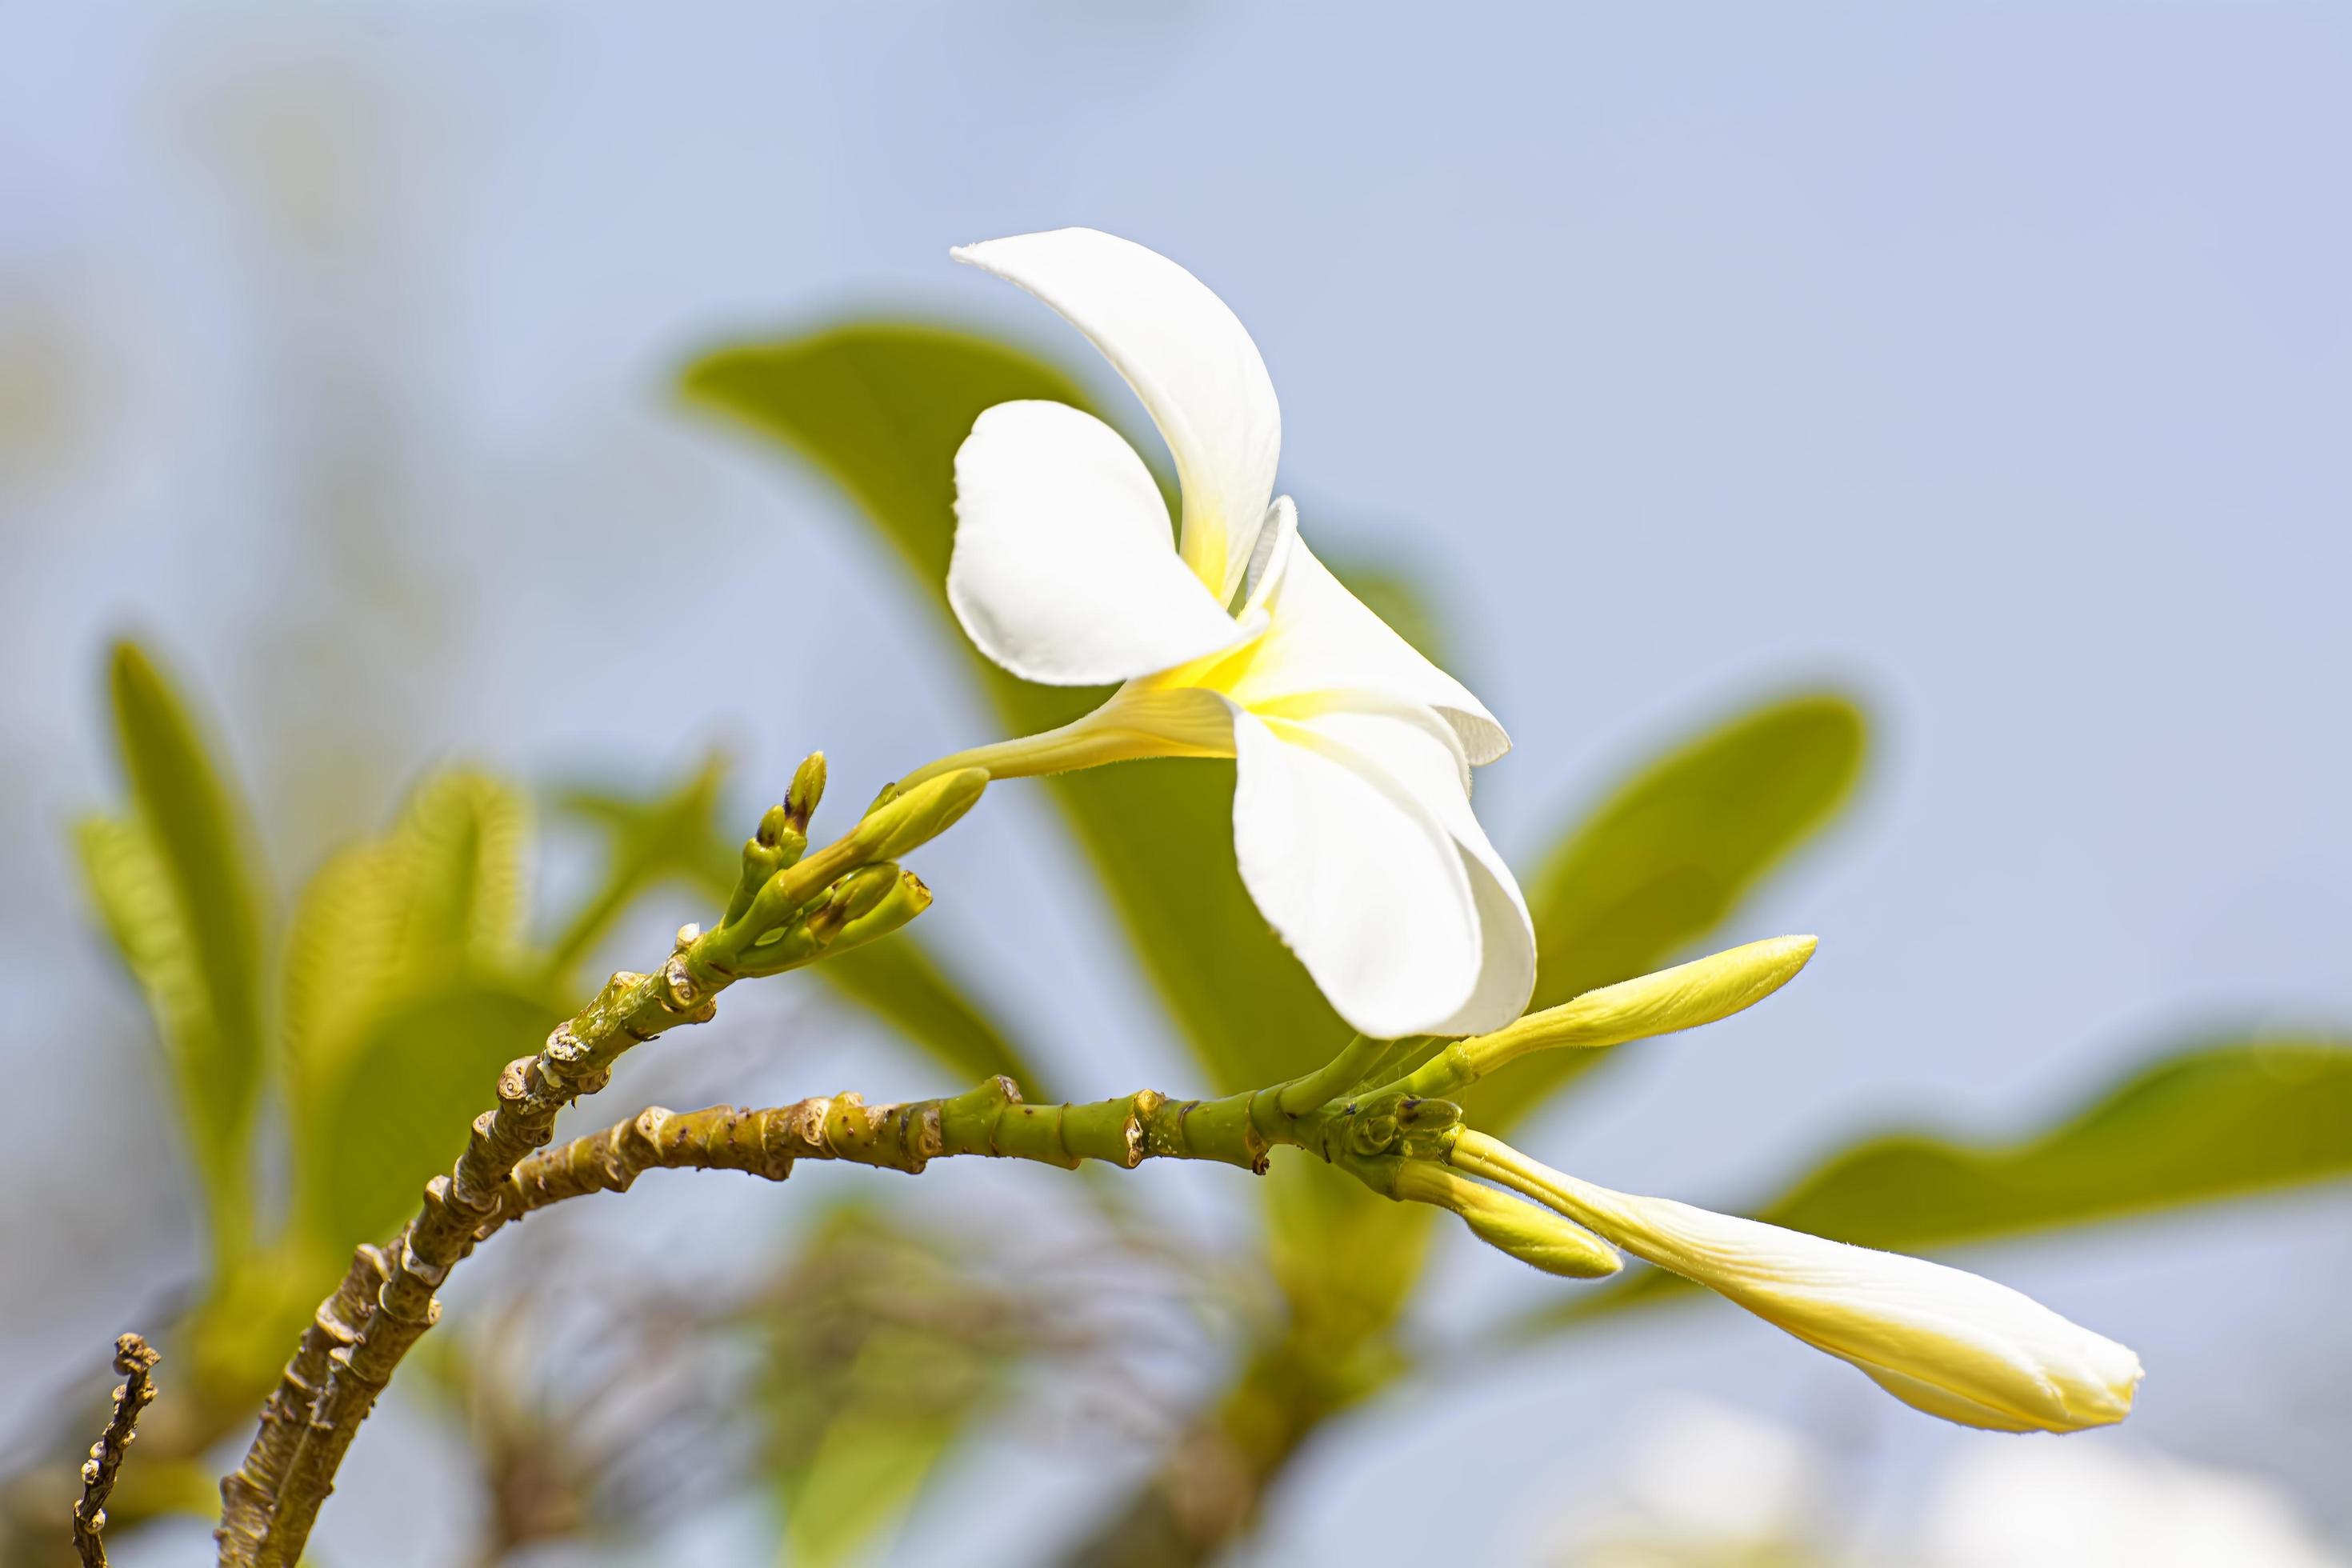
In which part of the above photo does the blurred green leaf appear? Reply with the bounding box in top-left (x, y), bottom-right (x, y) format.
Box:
top-left (282, 770), bottom-right (538, 1246)
top-left (382, 770), bottom-right (527, 982)
top-left (554, 755), bottom-right (1045, 1094)
top-left (79, 642), bottom-right (268, 1261)
top-left (759, 1204), bottom-right (1019, 1568)
top-left (283, 770), bottom-right (530, 1109)
top-left (778, 1345), bottom-right (969, 1568)
top-left (314, 983), bottom-right (560, 1246)
top-left (1538, 1034), bottom-right (2352, 1323)
top-left (545, 754), bottom-right (732, 986)
top-left (1466, 691), bottom-right (1866, 1129)
top-left (282, 838), bottom-right (401, 1115)
top-left (685, 322), bottom-right (1092, 696)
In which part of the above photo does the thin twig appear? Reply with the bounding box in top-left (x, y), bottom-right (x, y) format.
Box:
top-left (70, 1334), bottom-right (160, 1568)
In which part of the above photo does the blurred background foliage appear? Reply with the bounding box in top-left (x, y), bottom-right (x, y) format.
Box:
top-left (7, 13), bottom-right (2352, 1562)
top-left (5, 317), bottom-right (2346, 1566)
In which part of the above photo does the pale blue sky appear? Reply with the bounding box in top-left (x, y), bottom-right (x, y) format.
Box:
top-left (4, 4), bottom-right (2349, 1563)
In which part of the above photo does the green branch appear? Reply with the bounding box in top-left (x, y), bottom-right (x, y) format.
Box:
top-left (488, 1076), bottom-right (1286, 1232)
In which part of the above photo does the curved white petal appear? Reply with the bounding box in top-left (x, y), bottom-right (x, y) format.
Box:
top-left (1222, 514), bottom-right (1510, 766)
top-left (949, 401), bottom-right (1254, 686)
top-left (1277, 700), bottom-right (1535, 1034)
top-left (1230, 705), bottom-right (1484, 1039)
top-left (1433, 832), bottom-right (1537, 1034)
top-left (953, 229), bottom-right (1280, 605)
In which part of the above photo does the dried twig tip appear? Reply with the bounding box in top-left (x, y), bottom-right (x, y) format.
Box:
top-left (72, 1333), bottom-right (160, 1567)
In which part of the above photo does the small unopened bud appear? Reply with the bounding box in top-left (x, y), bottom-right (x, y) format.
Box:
top-left (1460, 935), bottom-right (1818, 1080)
top-left (786, 752), bottom-right (827, 833)
top-left (1394, 1162), bottom-right (1620, 1279)
top-left (826, 868), bottom-right (934, 956)
top-left (727, 807), bottom-right (808, 926)
top-left (817, 862), bottom-right (902, 933)
top-left (850, 769), bottom-right (986, 862)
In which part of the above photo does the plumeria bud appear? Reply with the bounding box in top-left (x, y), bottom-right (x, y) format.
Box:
top-left (811, 862), bottom-right (903, 938)
top-left (850, 768), bottom-right (986, 861)
top-left (786, 751), bottom-right (827, 834)
top-left (1394, 1162), bottom-right (1620, 1280)
top-left (726, 805), bottom-right (808, 927)
top-left (1462, 936), bottom-right (1818, 1078)
top-left (1452, 1131), bottom-right (2142, 1434)
top-left (825, 868), bottom-right (934, 957)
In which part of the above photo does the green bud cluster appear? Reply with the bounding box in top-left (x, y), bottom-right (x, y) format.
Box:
top-left (695, 760), bottom-right (982, 980)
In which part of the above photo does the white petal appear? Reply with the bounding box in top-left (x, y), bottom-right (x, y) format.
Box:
top-left (949, 401), bottom-right (1254, 685)
top-left (954, 229), bottom-right (1280, 605)
top-left (1277, 700), bottom-right (1535, 1034)
top-left (1229, 706), bottom-right (1483, 1038)
top-left (1223, 512), bottom-right (1510, 766)
top-left (1434, 834), bottom-right (1538, 1034)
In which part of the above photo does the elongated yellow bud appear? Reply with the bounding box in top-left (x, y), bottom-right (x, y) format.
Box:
top-left (1452, 1131), bottom-right (2142, 1434)
top-left (826, 868), bottom-right (934, 956)
top-left (852, 768), bottom-right (988, 861)
top-left (1462, 935), bottom-right (1818, 1076)
top-left (785, 750), bottom-right (828, 832)
top-left (1394, 1162), bottom-right (1620, 1279)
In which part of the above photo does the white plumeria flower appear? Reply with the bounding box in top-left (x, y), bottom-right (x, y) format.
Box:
top-left (1454, 1131), bottom-right (2144, 1434)
top-left (901, 228), bottom-right (1534, 1039)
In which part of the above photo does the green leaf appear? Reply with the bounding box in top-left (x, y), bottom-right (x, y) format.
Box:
top-left (83, 641), bottom-right (268, 1260)
top-left (1466, 691), bottom-right (1866, 1129)
top-left (553, 755), bottom-right (1046, 1094)
top-left (1541, 1034), bottom-right (2352, 1322)
top-left (281, 769), bottom-right (537, 1247)
top-left (314, 982), bottom-right (560, 1246)
top-left (282, 838), bottom-right (402, 1116)
top-left (382, 770), bottom-right (528, 984)
top-left (684, 325), bottom-right (1347, 1096)
top-left (685, 322), bottom-right (1092, 735)
top-left (1766, 1036), bottom-right (2352, 1246)
top-left (282, 770), bottom-right (530, 1114)
top-left (544, 754), bottom-right (733, 986)
top-left (777, 1351), bottom-right (966, 1568)
top-left (758, 1205), bottom-right (1015, 1567)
